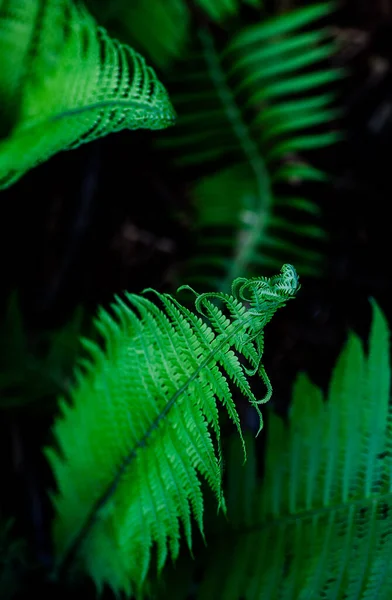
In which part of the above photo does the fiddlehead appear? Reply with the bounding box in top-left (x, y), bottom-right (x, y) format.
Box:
top-left (181, 264), bottom-right (300, 421)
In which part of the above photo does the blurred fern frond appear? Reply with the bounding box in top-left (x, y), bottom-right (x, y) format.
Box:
top-left (85, 0), bottom-right (191, 69)
top-left (176, 299), bottom-right (392, 599)
top-left (0, 0), bottom-right (175, 189)
top-left (85, 0), bottom-right (262, 69)
top-left (0, 294), bottom-right (86, 410)
top-left (158, 3), bottom-right (343, 289)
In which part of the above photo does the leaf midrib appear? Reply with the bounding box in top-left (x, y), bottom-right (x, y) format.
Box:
top-left (12, 99), bottom-right (175, 134)
top-left (232, 489), bottom-right (392, 537)
top-left (198, 27), bottom-right (273, 291)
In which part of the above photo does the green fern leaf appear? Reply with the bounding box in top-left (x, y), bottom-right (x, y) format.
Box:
top-left (157, 3), bottom-right (342, 288)
top-left (185, 299), bottom-right (392, 599)
top-left (85, 0), bottom-right (191, 69)
top-left (186, 165), bottom-right (326, 291)
top-left (0, 0), bottom-right (175, 189)
top-left (195, 0), bottom-right (261, 22)
top-left (45, 264), bottom-right (299, 597)
top-left (85, 0), bottom-right (262, 69)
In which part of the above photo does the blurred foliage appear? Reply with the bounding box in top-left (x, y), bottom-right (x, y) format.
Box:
top-left (0, 518), bottom-right (27, 600)
top-left (0, 293), bottom-right (87, 410)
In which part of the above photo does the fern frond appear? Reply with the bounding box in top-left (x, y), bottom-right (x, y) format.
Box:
top-left (85, 0), bottom-right (191, 69)
top-left (158, 3), bottom-right (342, 288)
top-left (45, 264), bottom-right (299, 597)
top-left (85, 0), bottom-right (262, 69)
top-left (195, 0), bottom-right (261, 22)
top-left (0, 0), bottom-right (175, 189)
top-left (185, 299), bottom-right (392, 599)
top-left (187, 165), bottom-right (326, 290)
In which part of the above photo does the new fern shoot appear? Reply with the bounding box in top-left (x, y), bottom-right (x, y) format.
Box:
top-left (45, 264), bottom-right (299, 597)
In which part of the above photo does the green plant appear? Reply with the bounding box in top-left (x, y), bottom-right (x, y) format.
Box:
top-left (0, 0), bottom-right (175, 189)
top-left (173, 299), bottom-right (392, 599)
top-left (85, 0), bottom-right (262, 69)
top-left (45, 264), bottom-right (299, 597)
top-left (157, 3), bottom-right (342, 287)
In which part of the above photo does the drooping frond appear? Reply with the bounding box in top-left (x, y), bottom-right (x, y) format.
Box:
top-left (180, 299), bottom-right (392, 599)
top-left (0, 0), bottom-right (175, 189)
top-left (45, 264), bottom-right (299, 598)
top-left (85, 0), bottom-right (262, 69)
top-left (157, 3), bottom-right (343, 288)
